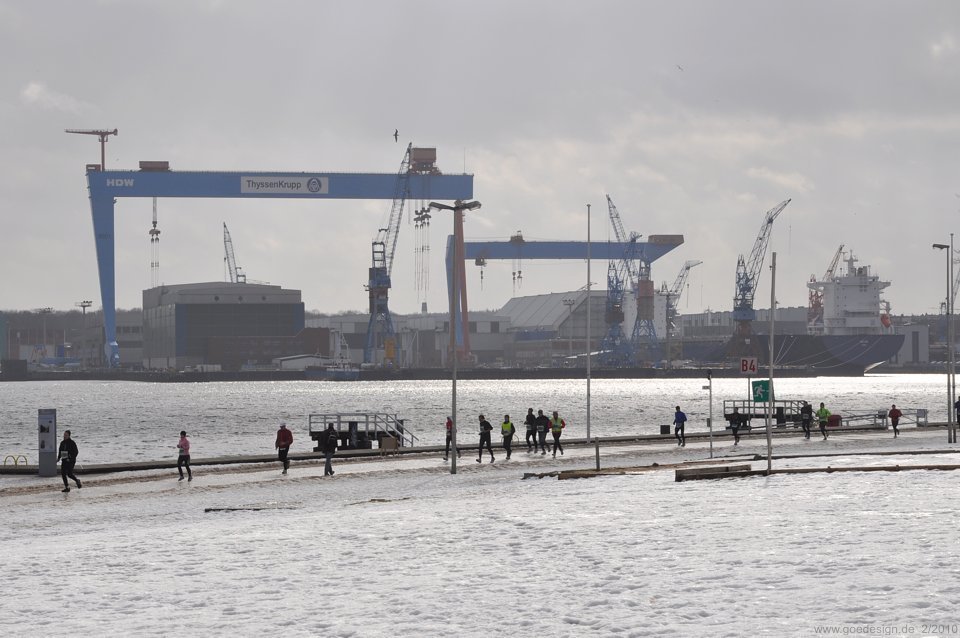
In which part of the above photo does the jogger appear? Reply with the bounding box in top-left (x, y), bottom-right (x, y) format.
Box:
top-left (177, 430), bottom-right (193, 481)
top-left (275, 422), bottom-right (293, 474)
top-left (58, 430), bottom-right (82, 492)
top-left (673, 406), bottom-right (687, 447)
top-left (550, 411), bottom-right (565, 457)
top-left (524, 408), bottom-right (536, 452)
top-left (800, 401), bottom-right (813, 439)
top-left (444, 416), bottom-right (461, 460)
top-left (535, 410), bottom-right (551, 455)
top-left (477, 415), bottom-right (494, 463)
top-left (817, 402), bottom-right (831, 440)
top-left (888, 404), bottom-right (903, 438)
top-left (501, 415), bottom-right (515, 460)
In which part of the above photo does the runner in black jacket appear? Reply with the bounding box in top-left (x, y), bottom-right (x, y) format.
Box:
top-left (477, 415), bottom-right (495, 463)
top-left (524, 408), bottom-right (536, 453)
top-left (534, 410), bottom-right (551, 455)
top-left (58, 430), bottom-right (82, 492)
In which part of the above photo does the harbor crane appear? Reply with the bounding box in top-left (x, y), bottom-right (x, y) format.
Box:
top-left (807, 243), bottom-right (844, 332)
top-left (223, 222), bottom-right (246, 283)
top-left (364, 144), bottom-right (442, 365)
top-left (65, 128), bottom-right (117, 169)
top-left (661, 260), bottom-right (702, 362)
top-left (600, 195), bottom-right (647, 366)
top-left (663, 260), bottom-right (702, 331)
top-left (731, 199), bottom-right (791, 345)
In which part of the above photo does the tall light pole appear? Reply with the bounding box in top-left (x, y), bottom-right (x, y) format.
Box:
top-left (430, 199), bottom-right (482, 475)
top-left (934, 240), bottom-right (956, 442)
top-left (586, 203), bottom-right (592, 441)
top-left (766, 252), bottom-right (776, 473)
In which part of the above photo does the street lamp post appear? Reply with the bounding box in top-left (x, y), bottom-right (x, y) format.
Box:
top-left (586, 203), bottom-right (592, 441)
top-left (429, 200), bottom-right (482, 475)
top-left (934, 239), bottom-right (956, 442)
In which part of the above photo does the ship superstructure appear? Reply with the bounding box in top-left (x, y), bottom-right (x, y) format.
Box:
top-left (808, 251), bottom-right (892, 336)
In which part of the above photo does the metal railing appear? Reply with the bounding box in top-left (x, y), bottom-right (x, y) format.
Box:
top-left (721, 401), bottom-right (929, 429)
top-left (308, 413), bottom-right (419, 448)
top-left (722, 399), bottom-right (806, 426)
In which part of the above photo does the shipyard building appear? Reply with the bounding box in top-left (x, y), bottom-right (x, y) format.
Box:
top-left (141, 282), bottom-right (327, 370)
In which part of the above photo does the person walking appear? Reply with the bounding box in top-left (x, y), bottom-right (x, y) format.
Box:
top-left (549, 411), bottom-right (566, 457)
top-left (323, 424), bottom-right (338, 476)
top-left (477, 414), bottom-right (495, 463)
top-left (727, 407), bottom-right (745, 446)
top-left (535, 409), bottom-right (551, 455)
top-left (275, 422), bottom-right (294, 474)
top-left (816, 402), bottom-right (831, 440)
top-left (799, 401), bottom-right (813, 439)
top-left (888, 404), bottom-right (903, 438)
top-left (57, 430), bottom-right (82, 492)
top-left (177, 430), bottom-right (193, 482)
top-left (443, 416), bottom-right (461, 461)
top-left (673, 406), bottom-right (687, 447)
top-left (524, 408), bottom-right (536, 453)
top-left (501, 415), bottom-right (515, 460)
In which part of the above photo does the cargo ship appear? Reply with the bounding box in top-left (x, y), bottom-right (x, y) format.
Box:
top-left (680, 251), bottom-right (904, 374)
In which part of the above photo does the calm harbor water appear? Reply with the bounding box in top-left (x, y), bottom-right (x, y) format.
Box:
top-left (0, 374), bottom-right (953, 465)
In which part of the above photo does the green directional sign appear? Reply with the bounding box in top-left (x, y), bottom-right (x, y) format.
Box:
top-left (751, 379), bottom-right (772, 402)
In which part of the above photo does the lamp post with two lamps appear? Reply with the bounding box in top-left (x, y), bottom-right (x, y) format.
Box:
top-left (429, 199), bottom-right (482, 475)
top-left (933, 236), bottom-right (956, 442)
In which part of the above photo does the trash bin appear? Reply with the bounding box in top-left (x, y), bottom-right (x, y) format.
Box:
top-left (828, 414), bottom-right (842, 428)
top-left (775, 407), bottom-right (786, 426)
top-left (660, 424), bottom-right (671, 435)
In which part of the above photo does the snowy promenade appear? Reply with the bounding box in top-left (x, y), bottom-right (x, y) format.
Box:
top-left (4, 428), bottom-right (960, 637)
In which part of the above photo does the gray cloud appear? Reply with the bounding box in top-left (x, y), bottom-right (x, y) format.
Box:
top-left (0, 0), bottom-right (957, 320)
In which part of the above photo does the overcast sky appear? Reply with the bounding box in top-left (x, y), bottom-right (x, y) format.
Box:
top-left (2, 1), bottom-right (958, 319)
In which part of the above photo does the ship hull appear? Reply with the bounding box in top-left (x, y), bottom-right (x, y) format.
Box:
top-left (679, 333), bottom-right (905, 374)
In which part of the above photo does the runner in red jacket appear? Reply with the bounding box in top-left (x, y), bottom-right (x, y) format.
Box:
top-left (275, 423), bottom-right (294, 474)
top-left (888, 405), bottom-right (903, 438)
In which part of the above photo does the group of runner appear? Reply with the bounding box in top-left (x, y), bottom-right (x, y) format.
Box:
top-left (54, 396), bottom-right (960, 492)
top-left (443, 409), bottom-right (567, 463)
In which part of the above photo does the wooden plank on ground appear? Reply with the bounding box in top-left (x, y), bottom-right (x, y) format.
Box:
top-left (675, 464), bottom-right (753, 482)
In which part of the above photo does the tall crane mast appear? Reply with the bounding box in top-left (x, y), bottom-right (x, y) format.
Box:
top-left (807, 243), bottom-right (844, 331)
top-left (732, 199), bottom-right (791, 340)
top-left (364, 144), bottom-right (412, 365)
top-left (364, 144), bottom-right (441, 365)
top-left (65, 128), bottom-right (117, 169)
top-left (223, 222), bottom-right (246, 284)
top-left (600, 195), bottom-right (643, 366)
top-left (661, 259), bottom-right (702, 361)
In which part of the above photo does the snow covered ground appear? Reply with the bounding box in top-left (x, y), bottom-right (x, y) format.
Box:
top-left (4, 430), bottom-right (960, 637)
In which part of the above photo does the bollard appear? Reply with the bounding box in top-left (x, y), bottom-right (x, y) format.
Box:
top-left (595, 437), bottom-right (600, 471)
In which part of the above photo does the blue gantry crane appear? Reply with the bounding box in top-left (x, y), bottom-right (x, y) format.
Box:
top-left (80, 150), bottom-right (471, 366)
top-left (731, 199), bottom-right (791, 342)
top-left (446, 234), bottom-right (684, 362)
